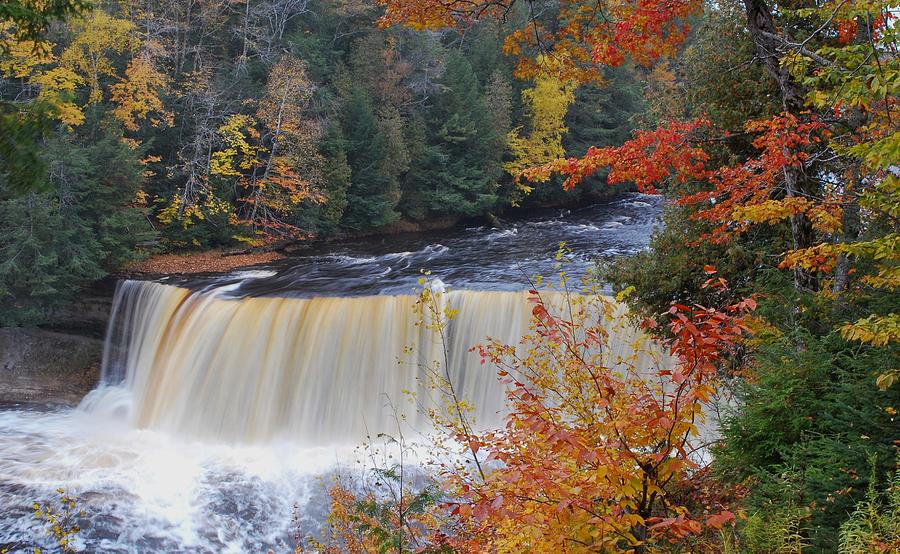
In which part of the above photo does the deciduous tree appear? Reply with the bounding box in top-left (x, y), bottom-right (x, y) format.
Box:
top-left (208, 55), bottom-right (324, 240)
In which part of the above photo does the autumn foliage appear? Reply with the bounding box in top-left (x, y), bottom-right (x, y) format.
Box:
top-left (308, 270), bottom-right (754, 553)
top-left (534, 113), bottom-right (834, 246)
top-left (378, 0), bottom-right (701, 81)
top-left (523, 119), bottom-right (710, 193)
top-left (441, 281), bottom-right (752, 551)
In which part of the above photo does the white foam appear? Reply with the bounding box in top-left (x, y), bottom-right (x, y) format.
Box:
top-left (485, 228), bottom-right (518, 240)
top-left (565, 224), bottom-right (601, 233)
top-left (228, 270), bottom-right (278, 280)
top-left (0, 407), bottom-right (357, 552)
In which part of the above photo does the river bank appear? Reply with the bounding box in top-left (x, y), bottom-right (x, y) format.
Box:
top-left (121, 216), bottom-right (461, 276)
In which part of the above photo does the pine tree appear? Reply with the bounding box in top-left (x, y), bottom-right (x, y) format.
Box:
top-left (407, 50), bottom-right (500, 218)
top-left (0, 126), bottom-right (149, 325)
top-left (339, 85), bottom-right (400, 230)
top-left (319, 124), bottom-right (352, 234)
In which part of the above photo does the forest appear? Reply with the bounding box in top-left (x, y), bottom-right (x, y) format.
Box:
top-left (0, 0), bottom-right (642, 325)
top-left (0, 0), bottom-right (898, 553)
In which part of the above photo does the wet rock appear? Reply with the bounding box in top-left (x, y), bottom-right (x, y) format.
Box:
top-left (0, 328), bottom-right (102, 405)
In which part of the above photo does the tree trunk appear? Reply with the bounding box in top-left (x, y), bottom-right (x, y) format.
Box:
top-left (832, 167), bottom-right (862, 316)
top-left (742, 0), bottom-right (819, 291)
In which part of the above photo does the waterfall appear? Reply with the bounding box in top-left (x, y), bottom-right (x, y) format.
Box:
top-left (81, 280), bottom-right (667, 445)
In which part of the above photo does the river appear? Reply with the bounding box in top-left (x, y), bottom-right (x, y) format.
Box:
top-left (0, 193), bottom-right (663, 553)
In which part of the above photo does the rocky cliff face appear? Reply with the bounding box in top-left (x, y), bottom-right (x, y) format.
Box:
top-left (0, 328), bottom-right (102, 405)
top-left (0, 277), bottom-right (115, 405)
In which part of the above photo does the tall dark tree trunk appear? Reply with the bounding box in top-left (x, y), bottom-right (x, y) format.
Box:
top-left (743, 0), bottom-right (819, 291)
top-left (831, 165), bottom-right (862, 316)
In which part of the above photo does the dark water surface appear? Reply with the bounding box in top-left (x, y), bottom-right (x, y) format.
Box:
top-left (167, 192), bottom-right (663, 297)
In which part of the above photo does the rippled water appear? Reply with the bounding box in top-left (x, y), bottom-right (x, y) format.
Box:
top-left (0, 193), bottom-right (663, 552)
top-left (170, 192), bottom-right (663, 297)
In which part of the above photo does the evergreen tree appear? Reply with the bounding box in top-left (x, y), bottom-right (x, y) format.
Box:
top-left (0, 127), bottom-right (149, 325)
top-left (716, 329), bottom-right (900, 550)
top-left (339, 85), bottom-right (400, 230)
top-left (406, 51), bottom-right (500, 218)
top-left (398, 113), bottom-right (430, 221)
top-left (564, 67), bottom-right (643, 159)
top-left (319, 124), bottom-right (352, 234)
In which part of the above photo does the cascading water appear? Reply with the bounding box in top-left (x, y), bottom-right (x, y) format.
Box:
top-left (0, 194), bottom-right (668, 552)
top-left (82, 280), bottom-right (663, 444)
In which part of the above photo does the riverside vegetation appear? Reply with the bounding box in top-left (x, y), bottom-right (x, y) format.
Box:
top-left (1, 0), bottom-right (898, 552)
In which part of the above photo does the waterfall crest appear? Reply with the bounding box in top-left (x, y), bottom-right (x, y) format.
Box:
top-left (82, 280), bottom-right (666, 444)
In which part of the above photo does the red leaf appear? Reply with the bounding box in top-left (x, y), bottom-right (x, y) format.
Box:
top-left (706, 510), bottom-right (736, 529)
